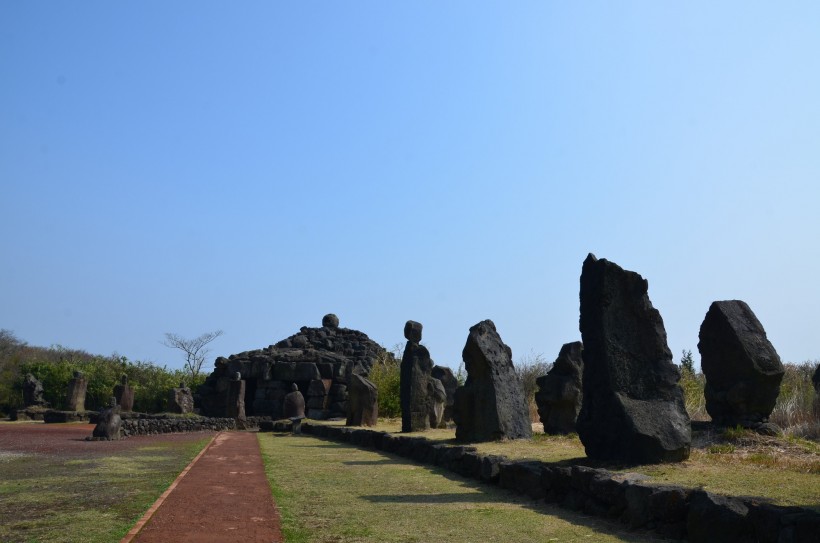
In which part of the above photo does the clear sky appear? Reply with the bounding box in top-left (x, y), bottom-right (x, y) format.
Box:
top-left (2, 2), bottom-right (819, 374)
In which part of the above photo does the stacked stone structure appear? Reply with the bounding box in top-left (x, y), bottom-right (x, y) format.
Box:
top-left (453, 320), bottom-right (532, 442)
top-left (66, 371), bottom-right (88, 412)
top-left (113, 375), bottom-right (135, 412)
top-left (698, 300), bottom-right (785, 429)
top-left (197, 315), bottom-right (391, 420)
top-left (535, 341), bottom-right (583, 434)
top-left (401, 320), bottom-right (435, 432)
top-left (168, 382), bottom-right (194, 414)
top-left (578, 254), bottom-right (691, 464)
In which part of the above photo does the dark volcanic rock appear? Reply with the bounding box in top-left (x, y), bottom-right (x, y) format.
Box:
top-left (401, 322), bottom-right (434, 432)
top-left (66, 371), bottom-right (88, 412)
top-left (282, 383), bottom-right (306, 419)
top-left (431, 365), bottom-right (458, 423)
top-left (347, 373), bottom-right (378, 426)
top-left (453, 320), bottom-right (532, 442)
top-left (577, 254), bottom-right (691, 464)
top-left (535, 341), bottom-right (583, 434)
top-left (23, 374), bottom-right (47, 407)
top-left (698, 300), bottom-right (785, 428)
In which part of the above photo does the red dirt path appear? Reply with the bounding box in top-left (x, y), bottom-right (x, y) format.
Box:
top-left (131, 431), bottom-right (283, 543)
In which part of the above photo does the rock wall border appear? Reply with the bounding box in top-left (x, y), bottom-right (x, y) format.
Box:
top-left (300, 423), bottom-right (820, 543)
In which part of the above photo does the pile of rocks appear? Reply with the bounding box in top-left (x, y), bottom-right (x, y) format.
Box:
top-left (197, 314), bottom-right (392, 420)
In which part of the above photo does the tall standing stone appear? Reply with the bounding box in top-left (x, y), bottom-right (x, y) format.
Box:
top-left (113, 375), bottom-right (134, 412)
top-left (698, 300), bottom-right (785, 428)
top-left (226, 372), bottom-right (246, 419)
top-left (535, 342), bottom-right (584, 435)
top-left (66, 371), bottom-right (88, 412)
top-left (578, 254), bottom-right (691, 464)
top-left (347, 373), bottom-right (379, 426)
top-left (401, 320), bottom-right (434, 432)
top-left (453, 320), bottom-right (532, 442)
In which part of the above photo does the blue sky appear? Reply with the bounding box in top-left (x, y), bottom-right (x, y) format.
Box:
top-left (2, 2), bottom-right (819, 373)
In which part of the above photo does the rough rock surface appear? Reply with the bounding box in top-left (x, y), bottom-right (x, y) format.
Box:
top-left (65, 371), bottom-right (88, 412)
top-left (197, 315), bottom-right (392, 419)
top-left (453, 320), bottom-right (532, 442)
top-left (168, 384), bottom-right (194, 414)
top-left (347, 373), bottom-right (378, 426)
top-left (431, 365), bottom-right (458, 423)
top-left (23, 374), bottom-right (47, 407)
top-left (698, 300), bottom-right (785, 428)
top-left (535, 342), bottom-right (583, 434)
top-left (401, 320), bottom-right (434, 432)
top-left (577, 254), bottom-right (691, 464)
top-left (91, 399), bottom-right (122, 440)
top-left (282, 384), bottom-right (306, 419)
top-left (113, 375), bottom-right (135, 412)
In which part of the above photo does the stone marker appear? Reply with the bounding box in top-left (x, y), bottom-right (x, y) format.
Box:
top-left (535, 341), bottom-right (584, 434)
top-left (428, 377), bottom-right (447, 428)
top-left (431, 365), bottom-right (458, 423)
top-left (453, 320), bottom-right (532, 442)
top-left (91, 397), bottom-right (122, 440)
top-left (23, 374), bottom-right (47, 407)
top-left (168, 382), bottom-right (194, 414)
top-left (282, 383), bottom-right (306, 419)
top-left (113, 374), bottom-right (134, 412)
top-left (698, 300), bottom-right (785, 428)
top-left (226, 372), bottom-right (246, 419)
top-left (65, 371), bottom-right (88, 412)
top-left (577, 254), bottom-right (691, 464)
top-left (401, 320), bottom-right (434, 432)
top-left (347, 373), bottom-right (379, 426)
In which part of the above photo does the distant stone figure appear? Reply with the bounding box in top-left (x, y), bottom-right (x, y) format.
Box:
top-left (168, 382), bottom-right (194, 414)
top-left (322, 313), bottom-right (340, 328)
top-left (347, 374), bottom-right (378, 426)
top-left (282, 383), bottom-right (306, 419)
top-left (401, 320), bottom-right (434, 432)
top-left (453, 320), bottom-right (532, 442)
top-left (113, 374), bottom-right (134, 412)
top-left (428, 377), bottom-right (447, 428)
top-left (698, 300), bottom-right (785, 429)
top-left (66, 371), bottom-right (88, 412)
top-left (577, 254), bottom-right (691, 464)
top-left (535, 342), bottom-right (584, 435)
top-left (92, 397), bottom-right (122, 440)
top-left (22, 373), bottom-right (47, 407)
top-left (431, 366), bottom-right (458, 423)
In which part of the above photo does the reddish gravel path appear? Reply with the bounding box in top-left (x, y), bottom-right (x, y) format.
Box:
top-left (130, 431), bottom-right (282, 543)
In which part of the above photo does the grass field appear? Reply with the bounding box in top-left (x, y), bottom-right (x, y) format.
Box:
top-left (259, 432), bottom-right (670, 543)
top-left (311, 419), bottom-right (820, 512)
top-left (0, 429), bottom-right (211, 543)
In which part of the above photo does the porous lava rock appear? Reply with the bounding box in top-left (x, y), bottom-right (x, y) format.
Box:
top-left (453, 320), bottom-right (532, 442)
top-left (347, 373), bottom-right (378, 426)
top-left (698, 300), bottom-right (785, 428)
top-left (577, 254), bottom-right (691, 464)
top-left (197, 315), bottom-right (392, 419)
top-left (401, 320), bottom-right (434, 432)
top-left (431, 365), bottom-right (458, 423)
top-left (535, 341), bottom-right (583, 434)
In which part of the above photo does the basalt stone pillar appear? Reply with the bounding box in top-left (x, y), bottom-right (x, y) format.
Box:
top-left (66, 371), bottom-right (88, 412)
top-left (113, 375), bottom-right (134, 412)
top-left (431, 365), bottom-right (458, 423)
top-left (226, 372), bottom-right (246, 419)
top-left (282, 383), bottom-right (306, 419)
top-left (168, 383), bottom-right (194, 414)
top-left (535, 342), bottom-right (583, 434)
top-left (698, 300), bottom-right (785, 428)
top-left (578, 254), bottom-right (691, 464)
top-left (22, 374), bottom-right (47, 407)
top-left (401, 320), bottom-right (434, 432)
top-left (453, 320), bottom-right (532, 442)
top-left (347, 373), bottom-right (378, 426)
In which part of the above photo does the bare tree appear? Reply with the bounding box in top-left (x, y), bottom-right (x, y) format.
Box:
top-left (162, 330), bottom-right (224, 383)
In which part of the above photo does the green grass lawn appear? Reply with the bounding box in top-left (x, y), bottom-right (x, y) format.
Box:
top-left (312, 419), bottom-right (820, 512)
top-left (259, 432), bottom-right (669, 543)
top-left (0, 436), bottom-right (211, 543)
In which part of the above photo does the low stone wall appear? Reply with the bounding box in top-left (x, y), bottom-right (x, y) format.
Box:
top-left (301, 423), bottom-right (820, 543)
top-left (118, 414), bottom-right (271, 437)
